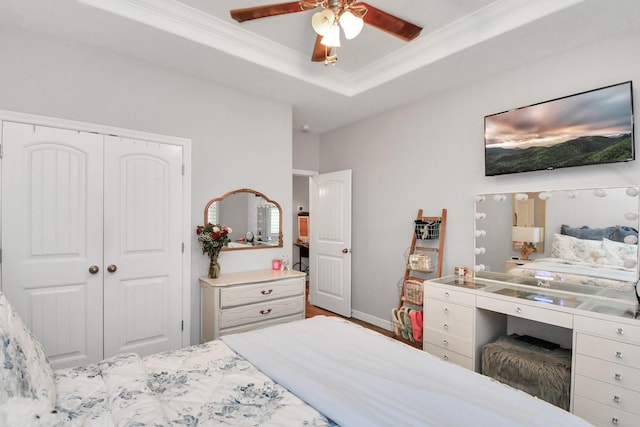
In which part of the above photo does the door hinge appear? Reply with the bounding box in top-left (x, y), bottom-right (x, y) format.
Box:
top-left (181, 242), bottom-right (184, 253)
top-left (0, 249), bottom-right (2, 263)
top-left (182, 164), bottom-right (185, 175)
top-left (181, 320), bottom-right (184, 331)
top-left (0, 144), bottom-right (3, 158)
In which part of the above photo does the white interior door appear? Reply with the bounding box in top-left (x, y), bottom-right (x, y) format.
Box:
top-left (103, 136), bottom-right (183, 357)
top-left (1, 122), bottom-right (104, 368)
top-left (309, 169), bottom-right (352, 317)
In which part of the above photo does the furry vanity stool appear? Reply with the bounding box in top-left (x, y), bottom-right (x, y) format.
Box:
top-left (481, 334), bottom-right (572, 411)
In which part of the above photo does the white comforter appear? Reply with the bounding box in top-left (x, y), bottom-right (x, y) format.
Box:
top-left (222, 316), bottom-right (592, 427)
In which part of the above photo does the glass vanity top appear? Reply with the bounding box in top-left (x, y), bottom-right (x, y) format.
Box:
top-left (433, 274), bottom-right (640, 320)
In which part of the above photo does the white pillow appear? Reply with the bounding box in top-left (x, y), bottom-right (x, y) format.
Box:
top-left (550, 233), bottom-right (603, 263)
top-left (0, 292), bottom-right (56, 407)
top-left (602, 238), bottom-right (638, 269)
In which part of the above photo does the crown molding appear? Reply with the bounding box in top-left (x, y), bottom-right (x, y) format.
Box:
top-left (80, 0), bottom-right (585, 97)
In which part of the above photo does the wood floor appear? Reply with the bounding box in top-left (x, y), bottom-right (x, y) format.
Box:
top-left (305, 287), bottom-right (421, 348)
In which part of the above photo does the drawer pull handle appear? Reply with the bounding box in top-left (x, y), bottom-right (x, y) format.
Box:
top-left (616, 327), bottom-right (624, 335)
top-left (443, 339), bottom-right (449, 346)
top-left (613, 395), bottom-right (621, 403)
top-left (443, 355), bottom-right (449, 361)
top-left (261, 289), bottom-right (274, 295)
top-left (260, 309), bottom-right (272, 315)
top-left (614, 373), bottom-right (622, 381)
top-left (443, 323), bottom-right (449, 330)
top-left (611, 417), bottom-right (619, 425)
top-left (515, 307), bottom-right (522, 313)
top-left (444, 308), bottom-right (449, 314)
top-left (615, 351), bottom-right (623, 359)
top-left (444, 292), bottom-right (450, 298)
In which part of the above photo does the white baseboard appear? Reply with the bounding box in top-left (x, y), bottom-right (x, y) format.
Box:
top-left (351, 309), bottom-right (392, 331)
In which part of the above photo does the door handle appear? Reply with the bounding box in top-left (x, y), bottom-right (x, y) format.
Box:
top-left (342, 248), bottom-right (351, 254)
top-left (107, 264), bottom-right (118, 273)
top-left (89, 265), bottom-right (100, 274)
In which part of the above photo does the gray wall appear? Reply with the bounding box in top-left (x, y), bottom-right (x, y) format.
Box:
top-left (0, 28), bottom-right (294, 345)
top-left (319, 28), bottom-right (640, 327)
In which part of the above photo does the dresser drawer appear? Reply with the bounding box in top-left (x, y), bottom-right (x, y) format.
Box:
top-left (424, 342), bottom-right (474, 370)
top-left (575, 353), bottom-right (640, 390)
top-left (424, 285), bottom-right (475, 305)
top-left (423, 327), bottom-right (473, 357)
top-left (476, 295), bottom-right (572, 328)
top-left (219, 314), bottom-right (304, 337)
top-left (425, 299), bottom-right (474, 324)
top-left (219, 277), bottom-right (304, 308)
top-left (219, 296), bottom-right (304, 328)
top-left (424, 314), bottom-right (473, 342)
top-left (573, 395), bottom-right (640, 427)
top-left (574, 316), bottom-right (640, 345)
top-left (574, 375), bottom-right (640, 416)
top-left (576, 333), bottom-right (640, 369)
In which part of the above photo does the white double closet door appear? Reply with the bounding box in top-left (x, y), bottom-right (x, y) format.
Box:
top-left (2, 121), bottom-right (184, 369)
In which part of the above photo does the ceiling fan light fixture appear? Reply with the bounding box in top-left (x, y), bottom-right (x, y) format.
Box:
top-left (311, 9), bottom-right (335, 36)
top-left (339, 10), bottom-right (363, 40)
top-left (320, 24), bottom-right (341, 47)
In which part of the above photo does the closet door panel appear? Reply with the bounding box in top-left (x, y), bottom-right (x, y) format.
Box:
top-left (102, 136), bottom-right (183, 357)
top-left (1, 122), bottom-right (104, 368)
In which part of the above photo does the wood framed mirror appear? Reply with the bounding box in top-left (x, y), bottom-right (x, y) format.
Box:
top-left (204, 188), bottom-right (283, 250)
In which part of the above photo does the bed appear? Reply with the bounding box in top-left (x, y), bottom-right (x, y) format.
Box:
top-left (506, 229), bottom-right (638, 292)
top-left (0, 291), bottom-right (592, 426)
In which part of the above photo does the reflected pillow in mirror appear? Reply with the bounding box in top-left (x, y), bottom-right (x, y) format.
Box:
top-left (602, 238), bottom-right (638, 269)
top-left (609, 225), bottom-right (638, 243)
top-left (560, 224), bottom-right (607, 241)
top-left (551, 233), bottom-right (603, 263)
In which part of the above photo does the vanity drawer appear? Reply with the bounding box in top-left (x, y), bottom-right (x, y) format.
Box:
top-left (424, 342), bottom-right (474, 370)
top-left (219, 296), bottom-right (304, 328)
top-left (575, 353), bottom-right (640, 391)
top-left (423, 327), bottom-right (473, 357)
top-left (576, 334), bottom-right (640, 369)
top-left (476, 295), bottom-right (572, 328)
top-left (425, 299), bottom-right (474, 324)
top-left (574, 316), bottom-right (640, 345)
top-left (424, 285), bottom-right (475, 306)
top-left (219, 277), bottom-right (304, 308)
top-left (424, 314), bottom-right (473, 342)
top-left (574, 375), bottom-right (640, 415)
top-left (573, 395), bottom-right (640, 427)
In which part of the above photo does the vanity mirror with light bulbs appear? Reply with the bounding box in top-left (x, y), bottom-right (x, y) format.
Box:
top-left (204, 188), bottom-right (283, 250)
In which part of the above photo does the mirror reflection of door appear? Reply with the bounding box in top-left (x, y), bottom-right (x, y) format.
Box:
top-left (512, 192), bottom-right (546, 253)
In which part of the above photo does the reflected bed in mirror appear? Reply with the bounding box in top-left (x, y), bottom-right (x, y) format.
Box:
top-left (205, 188), bottom-right (283, 250)
top-left (474, 186), bottom-right (640, 294)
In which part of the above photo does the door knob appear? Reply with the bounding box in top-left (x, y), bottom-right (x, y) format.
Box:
top-left (107, 264), bottom-right (118, 273)
top-left (342, 248), bottom-right (351, 254)
top-left (88, 265), bottom-right (100, 274)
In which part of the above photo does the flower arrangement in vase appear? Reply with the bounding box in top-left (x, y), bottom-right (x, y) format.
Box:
top-left (196, 223), bottom-right (232, 278)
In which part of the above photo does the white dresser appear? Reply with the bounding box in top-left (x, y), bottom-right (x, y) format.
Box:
top-left (200, 269), bottom-right (306, 342)
top-left (424, 275), bottom-right (640, 426)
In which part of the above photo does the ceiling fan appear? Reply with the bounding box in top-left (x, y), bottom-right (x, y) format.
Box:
top-left (230, 1), bottom-right (423, 64)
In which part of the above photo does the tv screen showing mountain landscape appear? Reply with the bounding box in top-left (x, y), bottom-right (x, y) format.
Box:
top-left (485, 81), bottom-right (634, 176)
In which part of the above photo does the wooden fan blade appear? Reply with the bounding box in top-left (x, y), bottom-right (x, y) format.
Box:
top-left (358, 2), bottom-right (422, 41)
top-left (311, 35), bottom-right (325, 62)
top-left (231, 1), bottom-right (305, 23)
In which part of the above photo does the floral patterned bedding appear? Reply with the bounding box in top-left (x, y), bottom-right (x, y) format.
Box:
top-left (54, 340), bottom-right (336, 426)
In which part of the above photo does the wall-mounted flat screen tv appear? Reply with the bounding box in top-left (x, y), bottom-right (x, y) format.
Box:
top-left (484, 81), bottom-right (634, 176)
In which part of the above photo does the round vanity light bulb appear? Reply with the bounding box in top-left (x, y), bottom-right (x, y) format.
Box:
top-left (624, 212), bottom-right (638, 221)
top-left (474, 264), bottom-right (486, 272)
top-left (538, 191), bottom-right (552, 200)
top-left (623, 258), bottom-right (637, 269)
top-left (312, 9), bottom-right (335, 36)
top-left (515, 193), bottom-right (529, 201)
top-left (593, 188), bottom-right (608, 197)
top-left (493, 194), bottom-right (506, 202)
top-left (474, 247), bottom-right (486, 255)
top-left (474, 229), bottom-right (486, 237)
top-left (565, 190), bottom-right (578, 199)
top-left (624, 235), bottom-right (638, 244)
top-left (626, 186), bottom-right (640, 197)
top-left (475, 212), bottom-right (486, 220)
top-left (475, 195), bottom-right (486, 202)
top-left (339, 11), bottom-right (364, 40)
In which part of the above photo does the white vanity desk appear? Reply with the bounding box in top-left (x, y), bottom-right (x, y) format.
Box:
top-left (424, 273), bottom-right (640, 426)
top-left (200, 269), bottom-right (306, 342)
